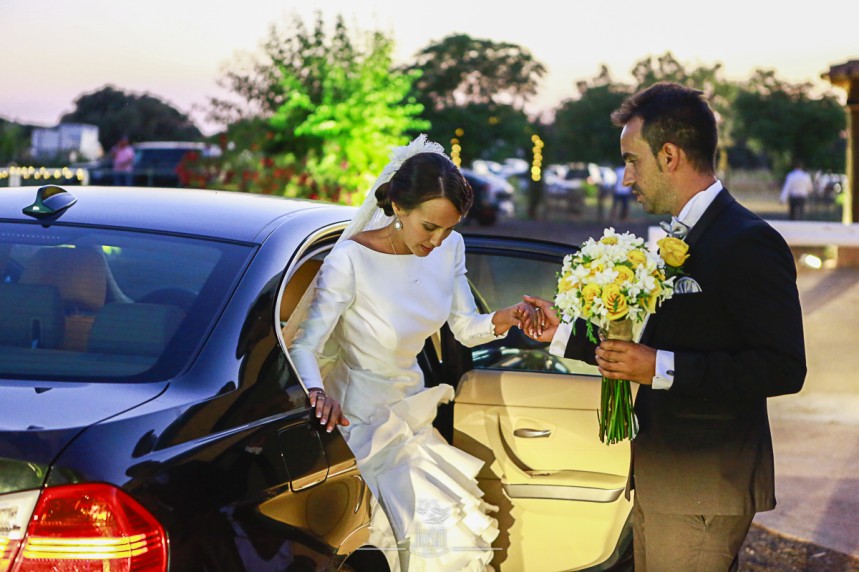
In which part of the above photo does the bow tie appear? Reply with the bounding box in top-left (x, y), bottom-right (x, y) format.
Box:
top-left (659, 217), bottom-right (689, 239)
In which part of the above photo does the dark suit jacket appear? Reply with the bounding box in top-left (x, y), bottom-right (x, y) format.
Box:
top-left (565, 189), bottom-right (806, 515)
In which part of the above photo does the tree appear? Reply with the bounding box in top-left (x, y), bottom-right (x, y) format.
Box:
top-left (733, 69), bottom-right (846, 176)
top-left (407, 34), bottom-right (547, 109)
top-left (548, 66), bottom-right (632, 165)
top-left (61, 86), bottom-right (201, 151)
top-left (206, 12), bottom-right (427, 201)
top-left (0, 119), bottom-right (30, 164)
top-left (404, 34), bottom-right (547, 164)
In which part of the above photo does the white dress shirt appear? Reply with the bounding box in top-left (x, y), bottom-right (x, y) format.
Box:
top-left (779, 169), bottom-right (813, 202)
top-left (549, 180), bottom-right (724, 390)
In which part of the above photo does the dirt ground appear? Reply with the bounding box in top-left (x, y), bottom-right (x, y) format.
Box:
top-left (740, 524), bottom-right (859, 572)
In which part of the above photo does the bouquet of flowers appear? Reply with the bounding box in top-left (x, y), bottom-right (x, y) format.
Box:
top-left (554, 228), bottom-right (688, 444)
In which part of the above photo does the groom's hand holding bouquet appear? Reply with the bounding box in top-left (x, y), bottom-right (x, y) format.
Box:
top-left (522, 228), bottom-right (688, 444)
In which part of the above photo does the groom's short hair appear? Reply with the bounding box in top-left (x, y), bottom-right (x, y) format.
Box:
top-left (611, 82), bottom-right (717, 176)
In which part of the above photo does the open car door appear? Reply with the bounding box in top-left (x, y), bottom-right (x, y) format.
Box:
top-left (446, 235), bottom-right (634, 572)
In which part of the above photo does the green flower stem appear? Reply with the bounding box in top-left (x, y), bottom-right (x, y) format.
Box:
top-left (599, 376), bottom-right (637, 445)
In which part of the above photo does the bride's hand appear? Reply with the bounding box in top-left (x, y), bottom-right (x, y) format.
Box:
top-left (495, 301), bottom-right (539, 336)
top-left (521, 295), bottom-right (559, 342)
top-left (308, 388), bottom-right (350, 433)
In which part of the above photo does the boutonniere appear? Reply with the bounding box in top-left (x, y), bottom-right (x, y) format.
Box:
top-left (656, 236), bottom-right (689, 279)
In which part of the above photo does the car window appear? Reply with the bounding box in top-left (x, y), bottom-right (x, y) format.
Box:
top-left (0, 222), bottom-right (253, 382)
top-left (134, 149), bottom-right (192, 168)
top-left (465, 251), bottom-right (600, 376)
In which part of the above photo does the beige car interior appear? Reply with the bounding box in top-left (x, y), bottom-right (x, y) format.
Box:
top-left (14, 246), bottom-right (181, 358)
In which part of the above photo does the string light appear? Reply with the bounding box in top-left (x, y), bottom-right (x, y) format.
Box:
top-left (0, 166), bottom-right (86, 183)
top-left (450, 129), bottom-right (463, 168)
top-left (531, 134), bottom-right (544, 182)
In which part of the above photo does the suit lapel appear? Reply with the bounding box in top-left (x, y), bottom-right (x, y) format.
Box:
top-left (684, 188), bottom-right (735, 249)
top-left (640, 188), bottom-right (735, 345)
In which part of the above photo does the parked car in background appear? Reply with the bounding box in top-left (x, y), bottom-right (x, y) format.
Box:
top-left (468, 162), bottom-right (516, 218)
top-left (461, 167), bottom-right (517, 225)
top-left (546, 162), bottom-right (603, 196)
top-left (812, 171), bottom-right (848, 200)
top-left (0, 184), bottom-right (633, 571)
top-left (77, 141), bottom-right (214, 187)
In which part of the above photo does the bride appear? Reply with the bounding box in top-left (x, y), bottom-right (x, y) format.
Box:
top-left (288, 135), bottom-right (536, 571)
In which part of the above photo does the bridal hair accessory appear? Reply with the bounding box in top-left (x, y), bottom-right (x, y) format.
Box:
top-left (341, 133), bottom-right (449, 240)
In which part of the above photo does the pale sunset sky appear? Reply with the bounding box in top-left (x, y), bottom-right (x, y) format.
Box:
top-left (1, 0), bottom-right (856, 134)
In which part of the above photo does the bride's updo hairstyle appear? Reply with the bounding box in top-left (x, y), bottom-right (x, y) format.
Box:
top-left (374, 152), bottom-right (474, 216)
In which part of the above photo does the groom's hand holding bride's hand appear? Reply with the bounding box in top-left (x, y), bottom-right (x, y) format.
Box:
top-left (308, 388), bottom-right (350, 433)
top-left (520, 295), bottom-right (559, 342)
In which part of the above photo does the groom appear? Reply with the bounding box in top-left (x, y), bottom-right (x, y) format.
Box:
top-left (525, 82), bottom-right (806, 571)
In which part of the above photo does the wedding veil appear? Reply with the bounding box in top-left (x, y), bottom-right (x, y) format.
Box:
top-left (282, 134), bottom-right (449, 350)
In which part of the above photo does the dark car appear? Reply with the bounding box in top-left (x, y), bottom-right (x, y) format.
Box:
top-left (79, 142), bottom-right (210, 187)
top-left (461, 169), bottom-right (499, 226)
top-left (0, 185), bottom-right (632, 571)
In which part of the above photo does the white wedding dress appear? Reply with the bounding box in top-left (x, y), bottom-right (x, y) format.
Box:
top-left (290, 231), bottom-right (501, 571)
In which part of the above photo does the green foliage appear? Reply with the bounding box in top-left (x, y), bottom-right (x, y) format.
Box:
top-left (548, 66), bottom-right (632, 165)
top-left (0, 119), bottom-right (30, 164)
top-left (423, 102), bottom-right (533, 165)
top-left (208, 12), bottom-right (427, 202)
top-left (405, 34), bottom-right (547, 164)
top-left (407, 34), bottom-right (547, 109)
top-left (61, 86), bottom-right (201, 150)
top-left (733, 69), bottom-right (846, 176)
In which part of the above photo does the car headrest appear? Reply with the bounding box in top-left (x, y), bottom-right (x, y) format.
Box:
top-left (88, 303), bottom-right (184, 357)
top-left (0, 283), bottom-right (65, 348)
top-left (20, 246), bottom-right (108, 314)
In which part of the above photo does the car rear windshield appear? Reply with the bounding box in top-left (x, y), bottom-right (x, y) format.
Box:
top-left (0, 222), bottom-right (253, 382)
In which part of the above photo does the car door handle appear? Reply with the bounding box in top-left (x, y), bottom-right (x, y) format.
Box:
top-left (513, 428), bottom-right (551, 438)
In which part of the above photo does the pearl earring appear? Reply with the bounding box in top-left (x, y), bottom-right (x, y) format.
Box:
top-left (394, 216), bottom-right (403, 231)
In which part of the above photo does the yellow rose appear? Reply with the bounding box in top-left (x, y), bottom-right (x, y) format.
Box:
top-left (643, 281), bottom-right (662, 313)
top-left (558, 273), bottom-right (575, 293)
top-left (627, 249), bottom-right (647, 267)
top-left (581, 283), bottom-right (601, 315)
top-left (613, 265), bottom-right (636, 285)
top-left (600, 236), bottom-right (618, 245)
top-left (601, 283), bottom-right (629, 320)
top-left (657, 237), bottom-right (690, 267)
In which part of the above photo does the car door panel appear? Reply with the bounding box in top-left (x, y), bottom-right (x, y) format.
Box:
top-left (453, 236), bottom-right (633, 571)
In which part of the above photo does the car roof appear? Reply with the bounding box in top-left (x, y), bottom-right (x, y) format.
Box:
top-left (1, 186), bottom-right (354, 243)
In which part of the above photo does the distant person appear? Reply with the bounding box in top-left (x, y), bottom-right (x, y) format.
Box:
top-left (111, 136), bottom-right (135, 186)
top-left (610, 164), bottom-right (632, 221)
top-left (596, 167), bottom-right (615, 221)
top-left (779, 161), bottom-right (813, 220)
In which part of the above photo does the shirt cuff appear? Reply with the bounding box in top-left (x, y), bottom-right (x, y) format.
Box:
top-left (488, 311), bottom-right (509, 340)
top-left (549, 321), bottom-right (573, 357)
top-left (652, 350), bottom-right (675, 390)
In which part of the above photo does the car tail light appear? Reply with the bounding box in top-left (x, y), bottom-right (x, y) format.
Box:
top-left (0, 491), bottom-right (39, 572)
top-left (6, 483), bottom-right (166, 572)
